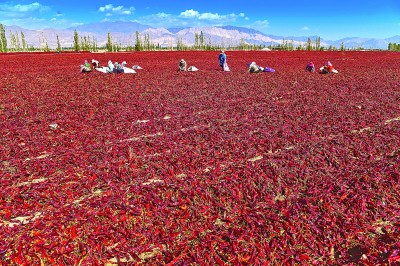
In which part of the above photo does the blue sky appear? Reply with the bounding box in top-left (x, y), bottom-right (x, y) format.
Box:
top-left (0, 0), bottom-right (399, 40)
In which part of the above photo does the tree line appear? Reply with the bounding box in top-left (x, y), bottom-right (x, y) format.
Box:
top-left (388, 42), bottom-right (400, 51)
top-left (270, 37), bottom-right (348, 51)
top-left (70, 31), bottom-right (351, 52)
top-left (0, 24), bottom-right (385, 53)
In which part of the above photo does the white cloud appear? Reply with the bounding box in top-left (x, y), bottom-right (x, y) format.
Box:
top-left (241, 20), bottom-right (271, 34)
top-left (180, 9), bottom-right (200, 18)
top-left (250, 20), bottom-right (270, 32)
top-left (0, 2), bottom-right (50, 18)
top-left (128, 9), bottom-right (246, 28)
top-left (8, 2), bottom-right (49, 13)
top-left (253, 20), bottom-right (269, 27)
top-left (301, 26), bottom-right (310, 31)
top-left (178, 9), bottom-right (246, 22)
top-left (154, 12), bottom-right (172, 19)
top-left (198, 12), bottom-right (222, 20)
top-left (0, 2), bottom-right (52, 29)
top-left (179, 9), bottom-right (225, 20)
top-left (98, 4), bottom-right (135, 16)
top-left (70, 22), bottom-right (84, 27)
top-left (99, 4), bottom-right (112, 12)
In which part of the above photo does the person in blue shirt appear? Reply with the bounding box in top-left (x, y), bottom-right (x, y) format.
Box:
top-left (106, 60), bottom-right (114, 73)
top-left (113, 62), bottom-right (125, 73)
top-left (218, 51), bottom-right (227, 70)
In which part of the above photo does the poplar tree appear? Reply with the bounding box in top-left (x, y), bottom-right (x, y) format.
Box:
top-left (135, 31), bottom-right (142, 51)
top-left (40, 32), bottom-right (49, 52)
top-left (80, 36), bottom-right (84, 51)
top-left (177, 37), bottom-right (183, 50)
top-left (9, 31), bottom-right (16, 51)
top-left (73, 30), bottom-right (80, 51)
top-left (144, 33), bottom-right (150, 50)
top-left (199, 31), bottom-right (205, 49)
top-left (16, 32), bottom-right (21, 51)
top-left (92, 36), bottom-right (97, 52)
top-left (340, 41), bottom-right (345, 51)
top-left (56, 34), bottom-right (61, 52)
top-left (316, 36), bottom-right (321, 50)
top-left (83, 35), bottom-right (90, 51)
top-left (9, 31), bottom-right (21, 51)
top-left (306, 38), bottom-right (312, 51)
top-left (21, 32), bottom-right (27, 51)
top-left (106, 32), bottom-right (113, 52)
top-left (194, 33), bottom-right (199, 49)
top-left (0, 24), bottom-right (7, 52)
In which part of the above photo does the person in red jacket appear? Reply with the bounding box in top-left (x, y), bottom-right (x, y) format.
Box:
top-left (319, 61), bottom-right (336, 74)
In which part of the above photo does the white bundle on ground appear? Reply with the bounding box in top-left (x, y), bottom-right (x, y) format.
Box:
top-left (132, 65), bottom-right (143, 69)
top-left (123, 67), bottom-right (137, 74)
top-left (187, 66), bottom-right (199, 72)
top-left (223, 63), bottom-right (230, 72)
top-left (95, 67), bottom-right (108, 73)
top-left (95, 67), bottom-right (136, 74)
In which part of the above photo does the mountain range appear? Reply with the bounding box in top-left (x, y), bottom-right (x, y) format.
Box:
top-left (3, 21), bottom-right (399, 50)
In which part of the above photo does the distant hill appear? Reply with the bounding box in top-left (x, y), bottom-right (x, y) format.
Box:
top-left (385, 35), bottom-right (400, 43)
top-left (167, 27), bottom-right (186, 34)
top-left (218, 25), bottom-right (264, 35)
top-left (2, 22), bottom-right (394, 50)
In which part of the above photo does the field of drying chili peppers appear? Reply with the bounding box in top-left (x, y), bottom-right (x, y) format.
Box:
top-left (0, 50), bottom-right (399, 265)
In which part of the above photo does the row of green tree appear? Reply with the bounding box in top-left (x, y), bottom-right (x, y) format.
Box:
top-left (388, 42), bottom-right (400, 51)
top-left (0, 24), bottom-right (374, 53)
top-left (81, 31), bottom-right (349, 52)
top-left (0, 24), bottom-right (51, 52)
top-left (271, 37), bottom-right (348, 51)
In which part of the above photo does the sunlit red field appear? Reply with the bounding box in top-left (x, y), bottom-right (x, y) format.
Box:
top-left (1, 51), bottom-right (399, 265)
